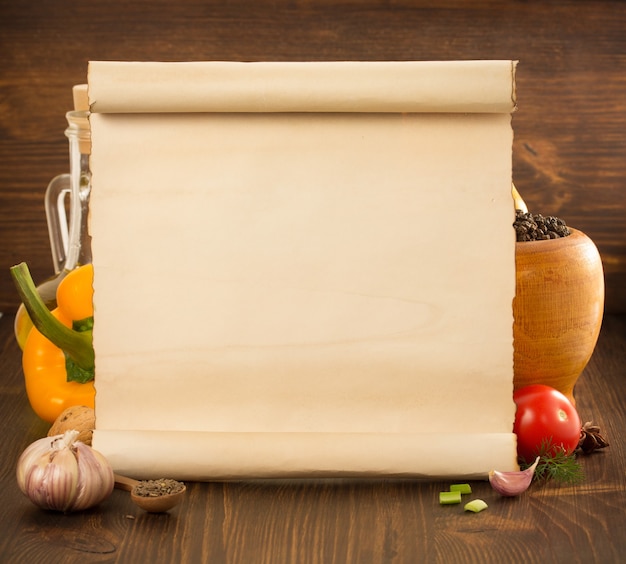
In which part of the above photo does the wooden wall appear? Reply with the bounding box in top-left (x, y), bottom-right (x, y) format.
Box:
top-left (1, 1), bottom-right (625, 313)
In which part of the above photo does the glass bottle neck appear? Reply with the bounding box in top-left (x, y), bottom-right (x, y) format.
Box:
top-left (64, 110), bottom-right (92, 269)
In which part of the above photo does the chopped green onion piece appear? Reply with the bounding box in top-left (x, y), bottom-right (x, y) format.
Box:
top-left (464, 499), bottom-right (488, 513)
top-left (439, 491), bottom-right (462, 505)
top-left (450, 483), bottom-right (472, 495)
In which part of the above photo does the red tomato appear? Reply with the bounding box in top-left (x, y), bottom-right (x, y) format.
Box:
top-left (513, 384), bottom-right (581, 463)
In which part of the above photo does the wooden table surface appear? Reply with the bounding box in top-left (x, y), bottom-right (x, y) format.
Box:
top-left (1, 1), bottom-right (626, 563)
top-left (0, 312), bottom-right (624, 563)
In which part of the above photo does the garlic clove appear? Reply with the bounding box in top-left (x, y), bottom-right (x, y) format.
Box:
top-left (20, 441), bottom-right (79, 511)
top-left (44, 445), bottom-right (80, 512)
top-left (488, 456), bottom-right (540, 497)
top-left (72, 441), bottom-right (114, 511)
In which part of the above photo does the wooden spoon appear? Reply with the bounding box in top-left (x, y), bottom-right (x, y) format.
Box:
top-left (114, 474), bottom-right (186, 513)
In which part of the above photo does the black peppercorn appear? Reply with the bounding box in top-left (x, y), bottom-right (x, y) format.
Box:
top-left (513, 210), bottom-right (571, 242)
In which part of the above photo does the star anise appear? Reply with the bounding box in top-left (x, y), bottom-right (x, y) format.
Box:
top-left (576, 421), bottom-right (609, 454)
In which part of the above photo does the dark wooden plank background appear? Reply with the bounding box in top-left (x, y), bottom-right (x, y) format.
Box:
top-left (1, 0), bottom-right (625, 313)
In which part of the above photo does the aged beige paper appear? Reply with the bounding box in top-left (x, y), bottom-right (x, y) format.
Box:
top-left (88, 61), bottom-right (519, 480)
top-left (88, 60), bottom-right (516, 114)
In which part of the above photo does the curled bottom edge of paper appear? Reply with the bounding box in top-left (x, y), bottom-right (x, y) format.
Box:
top-left (93, 430), bottom-right (518, 481)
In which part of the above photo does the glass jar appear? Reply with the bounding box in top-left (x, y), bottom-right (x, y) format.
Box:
top-left (14, 101), bottom-right (92, 348)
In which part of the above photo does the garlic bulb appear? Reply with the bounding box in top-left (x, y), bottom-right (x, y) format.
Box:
top-left (488, 456), bottom-right (540, 497)
top-left (16, 430), bottom-right (114, 512)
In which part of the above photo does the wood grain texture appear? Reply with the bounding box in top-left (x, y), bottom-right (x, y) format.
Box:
top-left (1, 5), bottom-right (625, 558)
top-left (513, 228), bottom-right (605, 403)
top-left (0, 312), bottom-right (625, 563)
top-left (0, 1), bottom-right (625, 313)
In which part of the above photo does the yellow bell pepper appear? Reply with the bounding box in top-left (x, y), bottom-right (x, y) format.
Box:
top-left (11, 263), bottom-right (95, 423)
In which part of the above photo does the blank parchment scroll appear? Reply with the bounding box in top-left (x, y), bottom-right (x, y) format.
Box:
top-left (88, 61), bottom-right (519, 480)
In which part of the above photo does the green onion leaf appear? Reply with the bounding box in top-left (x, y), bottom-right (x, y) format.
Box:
top-left (464, 499), bottom-right (488, 513)
top-left (450, 483), bottom-right (472, 495)
top-left (439, 491), bottom-right (462, 505)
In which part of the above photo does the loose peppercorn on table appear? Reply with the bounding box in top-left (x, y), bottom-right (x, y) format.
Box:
top-left (2, 1), bottom-right (626, 563)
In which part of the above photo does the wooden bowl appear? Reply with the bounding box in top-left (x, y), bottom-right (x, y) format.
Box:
top-left (513, 228), bottom-right (604, 404)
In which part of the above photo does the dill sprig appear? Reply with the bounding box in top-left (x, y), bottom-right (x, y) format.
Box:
top-left (519, 439), bottom-right (584, 485)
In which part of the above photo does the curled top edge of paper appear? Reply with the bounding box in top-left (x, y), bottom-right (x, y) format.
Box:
top-left (87, 60), bottom-right (518, 114)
